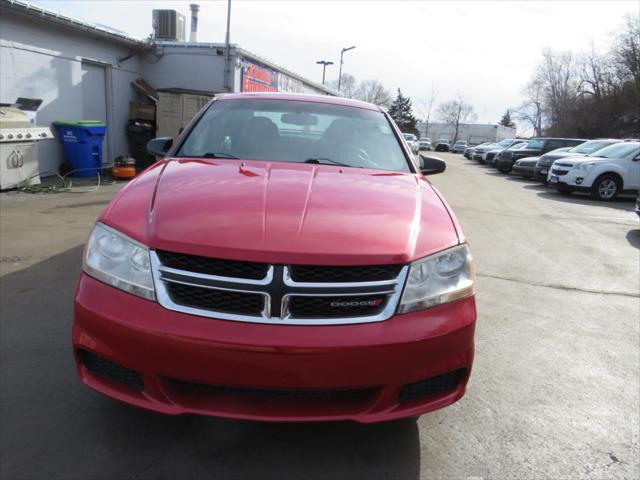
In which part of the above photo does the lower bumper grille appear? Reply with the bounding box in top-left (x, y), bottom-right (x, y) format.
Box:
top-left (398, 369), bottom-right (467, 403)
top-left (81, 350), bottom-right (143, 390)
top-left (166, 378), bottom-right (374, 401)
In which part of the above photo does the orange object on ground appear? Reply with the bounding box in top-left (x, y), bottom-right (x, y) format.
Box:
top-left (112, 156), bottom-right (136, 179)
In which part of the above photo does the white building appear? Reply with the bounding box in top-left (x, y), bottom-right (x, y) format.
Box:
top-left (417, 121), bottom-right (517, 145)
top-left (0, 0), bottom-right (335, 174)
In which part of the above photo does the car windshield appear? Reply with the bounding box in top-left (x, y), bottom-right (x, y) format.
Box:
top-left (570, 140), bottom-right (617, 154)
top-left (177, 98), bottom-right (410, 172)
top-left (527, 139), bottom-right (545, 150)
top-left (497, 139), bottom-right (514, 147)
top-left (403, 133), bottom-right (415, 140)
top-left (587, 143), bottom-right (640, 159)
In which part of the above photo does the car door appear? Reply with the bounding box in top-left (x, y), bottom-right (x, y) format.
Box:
top-left (624, 149), bottom-right (640, 189)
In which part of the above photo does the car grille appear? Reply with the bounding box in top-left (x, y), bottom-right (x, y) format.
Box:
top-left (152, 251), bottom-right (408, 325)
top-left (167, 282), bottom-right (265, 316)
top-left (288, 294), bottom-right (388, 319)
top-left (289, 264), bottom-right (403, 283)
top-left (486, 152), bottom-right (496, 161)
top-left (157, 250), bottom-right (269, 280)
top-left (551, 168), bottom-right (569, 176)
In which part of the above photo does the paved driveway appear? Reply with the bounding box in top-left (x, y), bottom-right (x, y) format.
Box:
top-left (1, 154), bottom-right (638, 479)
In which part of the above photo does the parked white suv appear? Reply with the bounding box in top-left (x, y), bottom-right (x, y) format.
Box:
top-left (402, 133), bottom-right (419, 154)
top-left (548, 142), bottom-right (640, 200)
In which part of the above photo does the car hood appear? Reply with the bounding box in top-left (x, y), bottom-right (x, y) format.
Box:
top-left (101, 159), bottom-right (461, 265)
top-left (510, 148), bottom-right (541, 157)
top-left (538, 152), bottom-right (585, 166)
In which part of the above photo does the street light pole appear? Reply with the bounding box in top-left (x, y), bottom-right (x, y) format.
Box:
top-left (337, 45), bottom-right (355, 92)
top-left (316, 60), bottom-right (334, 85)
top-left (224, 0), bottom-right (232, 91)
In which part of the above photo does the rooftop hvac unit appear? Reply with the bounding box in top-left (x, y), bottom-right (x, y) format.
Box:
top-left (152, 10), bottom-right (186, 41)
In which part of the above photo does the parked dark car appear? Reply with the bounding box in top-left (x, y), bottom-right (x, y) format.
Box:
top-left (435, 140), bottom-right (450, 152)
top-left (495, 137), bottom-right (586, 173)
top-left (512, 156), bottom-right (542, 177)
top-left (491, 142), bottom-right (529, 167)
top-left (473, 138), bottom-right (524, 163)
top-left (533, 139), bottom-right (621, 183)
top-left (463, 146), bottom-right (474, 159)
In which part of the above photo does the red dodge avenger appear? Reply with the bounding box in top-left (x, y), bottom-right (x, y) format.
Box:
top-left (73, 93), bottom-right (476, 423)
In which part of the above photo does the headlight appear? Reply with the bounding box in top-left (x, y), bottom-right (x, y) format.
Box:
top-left (575, 162), bottom-right (596, 171)
top-left (83, 223), bottom-right (155, 300)
top-left (398, 244), bottom-right (475, 314)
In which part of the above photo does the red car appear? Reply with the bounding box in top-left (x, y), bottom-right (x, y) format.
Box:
top-left (74, 93), bottom-right (476, 423)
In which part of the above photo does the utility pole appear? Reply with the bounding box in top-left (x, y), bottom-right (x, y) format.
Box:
top-left (224, 0), bottom-right (232, 91)
top-left (316, 60), bottom-right (334, 85)
top-left (337, 46), bottom-right (355, 91)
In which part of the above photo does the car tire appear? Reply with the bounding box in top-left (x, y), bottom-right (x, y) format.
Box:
top-left (591, 174), bottom-right (621, 201)
top-left (498, 166), bottom-right (511, 173)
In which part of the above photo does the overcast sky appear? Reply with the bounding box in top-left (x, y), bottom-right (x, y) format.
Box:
top-left (32, 0), bottom-right (637, 132)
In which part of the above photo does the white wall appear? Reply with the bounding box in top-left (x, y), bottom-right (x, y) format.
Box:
top-left (418, 122), bottom-right (518, 144)
top-left (142, 44), bottom-right (228, 93)
top-left (0, 10), bottom-right (142, 174)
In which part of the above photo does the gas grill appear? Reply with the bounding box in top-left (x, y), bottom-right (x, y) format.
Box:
top-left (0, 107), bottom-right (53, 190)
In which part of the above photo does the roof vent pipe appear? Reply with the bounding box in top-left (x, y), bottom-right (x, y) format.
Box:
top-left (189, 4), bottom-right (199, 42)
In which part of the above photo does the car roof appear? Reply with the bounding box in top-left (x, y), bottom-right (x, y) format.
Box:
top-left (216, 92), bottom-right (382, 112)
top-left (530, 137), bottom-right (588, 141)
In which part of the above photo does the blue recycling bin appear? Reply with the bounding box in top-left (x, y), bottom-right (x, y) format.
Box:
top-left (53, 121), bottom-right (107, 177)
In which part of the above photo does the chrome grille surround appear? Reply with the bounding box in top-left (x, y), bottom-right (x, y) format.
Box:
top-left (151, 251), bottom-right (409, 325)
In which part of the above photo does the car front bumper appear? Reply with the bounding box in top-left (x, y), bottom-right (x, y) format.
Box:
top-left (533, 166), bottom-right (551, 181)
top-left (73, 274), bottom-right (476, 424)
top-left (547, 169), bottom-right (597, 190)
top-left (512, 165), bottom-right (536, 177)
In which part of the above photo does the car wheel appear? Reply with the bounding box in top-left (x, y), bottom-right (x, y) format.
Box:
top-left (591, 174), bottom-right (621, 201)
top-left (498, 166), bottom-right (511, 173)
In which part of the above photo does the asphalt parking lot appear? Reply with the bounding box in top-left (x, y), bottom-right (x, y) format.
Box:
top-left (1, 153), bottom-right (638, 480)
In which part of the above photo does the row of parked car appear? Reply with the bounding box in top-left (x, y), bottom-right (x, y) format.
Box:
top-left (453, 137), bottom-right (640, 203)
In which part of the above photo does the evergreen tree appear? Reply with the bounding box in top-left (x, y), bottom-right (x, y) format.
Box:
top-left (388, 89), bottom-right (419, 136)
top-left (499, 109), bottom-right (516, 128)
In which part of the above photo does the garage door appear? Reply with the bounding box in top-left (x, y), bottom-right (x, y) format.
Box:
top-left (81, 61), bottom-right (109, 164)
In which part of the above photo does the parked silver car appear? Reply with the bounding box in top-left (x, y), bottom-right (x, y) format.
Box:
top-left (419, 138), bottom-right (432, 151)
top-left (402, 133), bottom-right (419, 154)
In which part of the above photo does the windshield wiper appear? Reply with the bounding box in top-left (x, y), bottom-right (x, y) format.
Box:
top-left (201, 152), bottom-right (239, 159)
top-left (304, 157), bottom-right (358, 167)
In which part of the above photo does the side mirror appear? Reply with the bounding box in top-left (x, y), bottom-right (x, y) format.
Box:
top-left (147, 137), bottom-right (173, 157)
top-left (419, 154), bottom-right (446, 175)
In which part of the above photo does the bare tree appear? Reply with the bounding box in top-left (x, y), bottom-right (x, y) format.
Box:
top-left (514, 79), bottom-right (544, 136)
top-left (436, 96), bottom-right (477, 143)
top-left (355, 80), bottom-right (392, 107)
top-left (418, 85), bottom-right (438, 139)
top-left (612, 14), bottom-right (640, 86)
top-left (328, 73), bottom-right (357, 99)
top-left (534, 49), bottom-right (580, 135)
